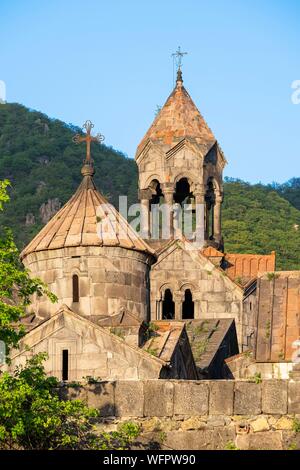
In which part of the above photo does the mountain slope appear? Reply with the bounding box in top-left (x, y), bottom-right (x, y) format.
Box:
top-left (0, 103), bottom-right (138, 246)
top-left (0, 103), bottom-right (299, 271)
top-left (222, 179), bottom-right (300, 270)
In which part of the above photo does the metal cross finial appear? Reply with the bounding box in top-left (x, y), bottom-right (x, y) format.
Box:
top-left (172, 46), bottom-right (188, 72)
top-left (73, 120), bottom-right (105, 166)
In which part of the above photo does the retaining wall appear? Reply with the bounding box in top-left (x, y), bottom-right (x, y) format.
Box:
top-left (63, 379), bottom-right (300, 450)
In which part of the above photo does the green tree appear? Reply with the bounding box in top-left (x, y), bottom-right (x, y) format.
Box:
top-left (0, 354), bottom-right (140, 450)
top-left (0, 181), bottom-right (140, 450)
top-left (0, 180), bottom-right (57, 357)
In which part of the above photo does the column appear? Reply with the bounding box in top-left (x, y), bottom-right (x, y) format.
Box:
top-left (140, 198), bottom-right (150, 239)
top-left (174, 292), bottom-right (183, 320)
top-left (214, 194), bottom-right (222, 243)
top-left (194, 190), bottom-right (206, 246)
top-left (163, 190), bottom-right (174, 240)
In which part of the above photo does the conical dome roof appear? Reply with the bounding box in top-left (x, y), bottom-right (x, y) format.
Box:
top-left (136, 71), bottom-right (216, 158)
top-left (21, 168), bottom-right (154, 260)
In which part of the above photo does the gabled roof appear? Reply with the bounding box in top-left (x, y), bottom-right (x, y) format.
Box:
top-left (142, 321), bottom-right (186, 363)
top-left (185, 319), bottom-right (238, 372)
top-left (11, 304), bottom-right (167, 368)
top-left (21, 174), bottom-right (154, 259)
top-left (97, 308), bottom-right (143, 327)
top-left (153, 238), bottom-right (244, 294)
top-left (135, 73), bottom-right (216, 158)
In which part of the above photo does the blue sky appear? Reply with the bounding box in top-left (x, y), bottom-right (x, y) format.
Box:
top-left (0, 0), bottom-right (299, 183)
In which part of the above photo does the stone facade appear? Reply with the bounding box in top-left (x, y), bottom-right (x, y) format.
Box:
top-left (150, 239), bottom-right (244, 343)
top-left (24, 245), bottom-right (153, 322)
top-left (9, 307), bottom-right (167, 381)
top-left (9, 306), bottom-right (198, 381)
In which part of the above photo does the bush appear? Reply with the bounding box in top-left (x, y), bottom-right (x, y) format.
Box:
top-left (0, 353), bottom-right (140, 450)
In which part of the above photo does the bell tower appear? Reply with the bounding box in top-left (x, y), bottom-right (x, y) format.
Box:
top-left (135, 67), bottom-right (227, 251)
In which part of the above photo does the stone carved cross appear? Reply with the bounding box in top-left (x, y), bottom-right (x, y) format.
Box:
top-left (73, 120), bottom-right (105, 165)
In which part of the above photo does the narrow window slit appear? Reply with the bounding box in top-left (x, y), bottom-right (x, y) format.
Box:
top-left (62, 349), bottom-right (69, 381)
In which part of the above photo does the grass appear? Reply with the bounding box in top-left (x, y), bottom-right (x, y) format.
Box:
top-left (110, 327), bottom-right (125, 340)
top-left (224, 441), bottom-right (239, 450)
top-left (249, 372), bottom-right (262, 384)
top-left (267, 272), bottom-right (279, 281)
top-left (146, 347), bottom-right (159, 357)
top-left (292, 418), bottom-right (300, 433)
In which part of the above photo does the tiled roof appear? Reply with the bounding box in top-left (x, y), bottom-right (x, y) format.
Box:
top-left (21, 174), bottom-right (154, 259)
top-left (185, 319), bottom-right (236, 369)
top-left (142, 321), bottom-right (185, 363)
top-left (224, 252), bottom-right (276, 285)
top-left (136, 76), bottom-right (216, 158)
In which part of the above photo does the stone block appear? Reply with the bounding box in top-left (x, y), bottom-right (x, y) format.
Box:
top-left (275, 416), bottom-right (293, 430)
top-left (288, 382), bottom-right (300, 413)
top-left (234, 381), bottom-right (262, 415)
top-left (86, 382), bottom-right (115, 417)
top-left (250, 417), bottom-right (270, 432)
top-left (144, 381), bottom-right (174, 417)
top-left (262, 380), bottom-right (288, 414)
top-left (237, 432), bottom-right (283, 450)
top-left (114, 380), bottom-right (144, 417)
top-left (209, 381), bottom-right (234, 415)
top-left (164, 429), bottom-right (236, 450)
top-left (173, 381), bottom-right (209, 416)
top-left (60, 385), bottom-right (87, 402)
top-left (181, 417), bottom-right (207, 431)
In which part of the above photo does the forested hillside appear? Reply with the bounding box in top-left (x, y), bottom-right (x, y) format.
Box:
top-left (222, 179), bottom-right (300, 270)
top-left (0, 103), bottom-right (299, 270)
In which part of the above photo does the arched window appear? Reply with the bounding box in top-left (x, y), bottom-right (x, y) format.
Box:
top-left (174, 177), bottom-right (193, 206)
top-left (149, 180), bottom-right (164, 209)
top-left (182, 289), bottom-right (194, 319)
top-left (72, 274), bottom-right (79, 303)
top-left (173, 178), bottom-right (195, 237)
top-left (162, 289), bottom-right (175, 319)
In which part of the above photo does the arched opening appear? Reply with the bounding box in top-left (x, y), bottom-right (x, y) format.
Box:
top-left (205, 180), bottom-right (216, 239)
top-left (149, 180), bottom-right (164, 209)
top-left (182, 289), bottom-right (194, 319)
top-left (173, 178), bottom-right (195, 237)
top-left (174, 177), bottom-right (194, 207)
top-left (72, 274), bottom-right (79, 303)
top-left (162, 289), bottom-right (175, 319)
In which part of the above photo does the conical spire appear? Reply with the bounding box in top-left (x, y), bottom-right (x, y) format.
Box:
top-left (135, 73), bottom-right (216, 158)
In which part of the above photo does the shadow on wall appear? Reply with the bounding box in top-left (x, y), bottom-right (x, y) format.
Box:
top-left (59, 381), bottom-right (164, 450)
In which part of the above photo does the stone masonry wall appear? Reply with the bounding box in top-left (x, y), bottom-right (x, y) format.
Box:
top-left (64, 379), bottom-right (300, 450)
top-left (24, 245), bottom-right (153, 321)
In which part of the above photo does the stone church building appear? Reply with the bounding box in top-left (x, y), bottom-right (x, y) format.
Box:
top-left (8, 69), bottom-right (300, 382)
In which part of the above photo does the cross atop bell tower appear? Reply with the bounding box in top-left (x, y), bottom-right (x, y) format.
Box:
top-left (172, 46), bottom-right (187, 85)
